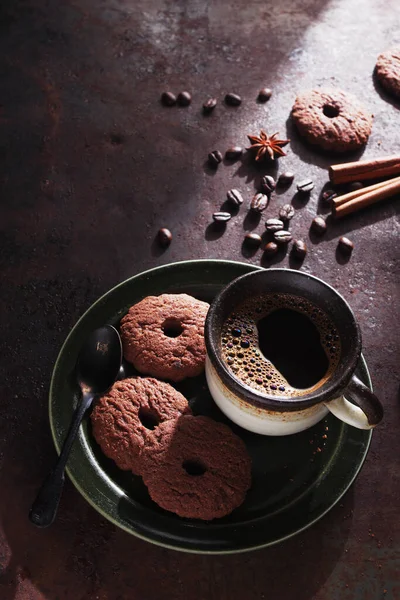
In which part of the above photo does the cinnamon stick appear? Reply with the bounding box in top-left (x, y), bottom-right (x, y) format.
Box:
top-left (329, 155), bottom-right (400, 185)
top-left (333, 177), bottom-right (400, 218)
top-left (332, 176), bottom-right (400, 209)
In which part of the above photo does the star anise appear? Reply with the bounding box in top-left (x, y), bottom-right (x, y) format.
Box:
top-left (247, 130), bottom-right (290, 161)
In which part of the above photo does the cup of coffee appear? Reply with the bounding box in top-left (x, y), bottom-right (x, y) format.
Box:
top-left (205, 269), bottom-right (383, 435)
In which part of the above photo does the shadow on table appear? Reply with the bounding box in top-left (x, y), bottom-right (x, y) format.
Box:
top-left (285, 115), bottom-right (368, 169)
top-left (303, 199), bottom-right (400, 267)
top-left (0, 437), bottom-right (119, 600)
top-left (230, 151), bottom-right (280, 191)
top-left (0, 439), bottom-right (354, 600)
top-left (372, 70), bottom-right (400, 110)
top-left (111, 488), bottom-right (354, 600)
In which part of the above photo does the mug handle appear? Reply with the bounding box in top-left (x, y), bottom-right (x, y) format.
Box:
top-left (324, 374), bottom-right (384, 430)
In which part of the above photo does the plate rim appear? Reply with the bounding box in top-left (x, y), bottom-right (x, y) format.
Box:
top-left (48, 259), bottom-right (373, 554)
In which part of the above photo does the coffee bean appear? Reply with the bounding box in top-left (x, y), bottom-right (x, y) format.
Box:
top-left (261, 175), bottom-right (276, 194)
top-left (208, 150), bottom-right (223, 167)
top-left (297, 179), bottom-right (315, 193)
top-left (227, 189), bottom-right (244, 206)
top-left (292, 239), bottom-right (307, 259)
top-left (321, 189), bottom-right (337, 205)
top-left (264, 241), bottom-right (278, 256)
top-left (274, 230), bottom-right (292, 244)
top-left (311, 216), bottom-right (327, 235)
top-left (278, 171), bottom-right (295, 187)
top-left (244, 233), bottom-right (262, 247)
top-left (225, 92), bottom-right (242, 106)
top-left (225, 146), bottom-right (243, 160)
top-left (265, 218), bottom-right (284, 232)
top-left (158, 228), bottom-right (172, 246)
top-left (203, 97), bottom-right (217, 113)
top-left (213, 211), bottom-right (231, 223)
top-left (177, 91), bottom-right (192, 106)
top-left (258, 87), bottom-right (272, 102)
top-left (279, 204), bottom-right (295, 221)
top-left (250, 193), bottom-right (269, 212)
top-left (161, 92), bottom-right (176, 106)
top-left (338, 236), bottom-right (354, 254)
top-left (348, 181), bottom-right (363, 192)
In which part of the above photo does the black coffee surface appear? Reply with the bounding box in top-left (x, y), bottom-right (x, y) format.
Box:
top-left (257, 308), bottom-right (329, 388)
top-left (220, 293), bottom-right (340, 398)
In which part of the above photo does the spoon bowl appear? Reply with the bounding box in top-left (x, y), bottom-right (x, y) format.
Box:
top-left (77, 325), bottom-right (123, 393)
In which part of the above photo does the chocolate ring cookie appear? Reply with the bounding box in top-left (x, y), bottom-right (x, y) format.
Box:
top-left (291, 88), bottom-right (373, 153)
top-left (141, 415), bottom-right (252, 520)
top-left (375, 46), bottom-right (400, 99)
top-left (120, 294), bottom-right (210, 382)
top-left (91, 377), bottom-right (191, 475)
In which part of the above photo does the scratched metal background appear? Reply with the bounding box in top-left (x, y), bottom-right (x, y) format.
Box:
top-left (0, 0), bottom-right (399, 598)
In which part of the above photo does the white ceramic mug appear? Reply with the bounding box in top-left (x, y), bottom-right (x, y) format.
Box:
top-left (205, 269), bottom-right (383, 436)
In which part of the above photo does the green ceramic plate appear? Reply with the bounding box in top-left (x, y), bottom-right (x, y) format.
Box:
top-left (49, 260), bottom-right (372, 554)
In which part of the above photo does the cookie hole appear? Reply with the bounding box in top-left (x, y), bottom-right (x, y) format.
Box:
top-left (182, 460), bottom-right (207, 476)
top-left (162, 318), bottom-right (183, 338)
top-left (323, 104), bottom-right (340, 118)
top-left (138, 407), bottom-right (159, 430)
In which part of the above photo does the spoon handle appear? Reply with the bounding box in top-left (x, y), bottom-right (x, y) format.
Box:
top-left (29, 391), bottom-right (94, 528)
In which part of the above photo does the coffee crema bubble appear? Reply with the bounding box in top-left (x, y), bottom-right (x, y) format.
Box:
top-left (220, 293), bottom-right (341, 398)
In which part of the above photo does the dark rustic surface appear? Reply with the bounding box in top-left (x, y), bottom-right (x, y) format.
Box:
top-left (0, 0), bottom-right (399, 598)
